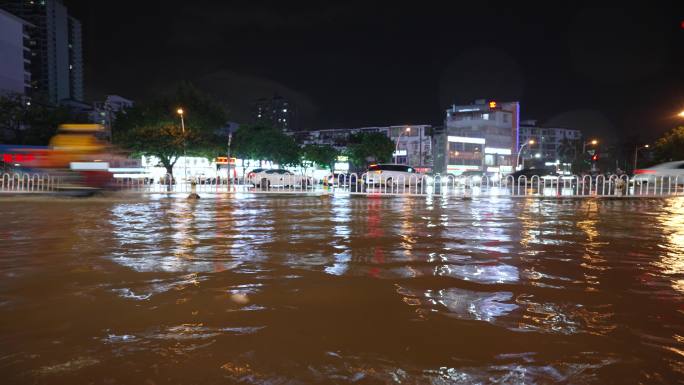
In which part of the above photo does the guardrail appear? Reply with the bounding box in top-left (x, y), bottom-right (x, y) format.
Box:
top-left (0, 173), bottom-right (60, 193)
top-left (1, 172), bottom-right (683, 198)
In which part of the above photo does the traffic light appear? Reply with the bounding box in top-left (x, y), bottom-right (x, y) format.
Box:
top-left (591, 153), bottom-right (599, 161)
top-left (488, 101), bottom-right (497, 109)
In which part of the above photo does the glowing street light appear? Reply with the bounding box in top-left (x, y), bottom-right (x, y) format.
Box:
top-left (177, 107), bottom-right (187, 181)
top-left (582, 138), bottom-right (598, 154)
top-left (394, 126), bottom-right (412, 164)
top-left (517, 139), bottom-right (535, 170)
top-left (678, 110), bottom-right (684, 118)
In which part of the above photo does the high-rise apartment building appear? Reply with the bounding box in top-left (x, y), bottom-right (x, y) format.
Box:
top-left (252, 94), bottom-right (296, 131)
top-left (0, 0), bottom-right (83, 103)
top-left (0, 7), bottom-right (32, 95)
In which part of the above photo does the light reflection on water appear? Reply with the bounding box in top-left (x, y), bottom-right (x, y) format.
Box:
top-left (0, 195), bottom-right (683, 383)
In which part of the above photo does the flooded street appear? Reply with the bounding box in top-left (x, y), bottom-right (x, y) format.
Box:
top-left (1, 195), bottom-right (684, 384)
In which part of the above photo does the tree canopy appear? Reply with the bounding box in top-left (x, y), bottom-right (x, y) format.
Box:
top-left (0, 93), bottom-right (89, 145)
top-left (113, 83), bottom-right (227, 175)
top-left (653, 126), bottom-right (684, 163)
top-left (231, 124), bottom-right (301, 166)
top-left (301, 144), bottom-right (338, 171)
top-left (345, 132), bottom-right (394, 167)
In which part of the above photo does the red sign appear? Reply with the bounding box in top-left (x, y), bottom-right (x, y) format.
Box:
top-left (1, 153), bottom-right (36, 163)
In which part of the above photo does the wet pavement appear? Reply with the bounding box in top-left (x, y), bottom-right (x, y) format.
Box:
top-left (1, 194), bottom-right (683, 384)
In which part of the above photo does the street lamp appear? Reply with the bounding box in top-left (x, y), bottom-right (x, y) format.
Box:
top-left (177, 108), bottom-right (187, 182)
top-left (394, 126), bottom-right (411, 164)
top-left (582, 139), bottom-right (599, 172)
top-left (678, 110), bottom-right (684, 118)
top-left (516, 139), bottom-right (535, 170)
top-left (633, 144), bottom-right (649, 172)
top-left (582, 139), bottom-right (598, 154)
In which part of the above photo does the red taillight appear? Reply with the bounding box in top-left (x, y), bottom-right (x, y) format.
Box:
top-left (634, 169), bottom-right (655, 175)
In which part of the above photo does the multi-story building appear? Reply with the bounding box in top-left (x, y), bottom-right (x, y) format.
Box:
top-left (518, 120), bottom-right (582, 165)
top-left (388, 125), bottom-right (432, 169)
top-left (252, 94), bottom-right (296, 131)
top-left (0, 0), bottom-right (83, 103)
top-left (0, 8), bottom-right (32, 95)
top-left (434, 99), bottom-right (519, 175)
top-left (295, 124), bottom-right (432, 170)
top-left (67, 15), bottom-right (82, 101)
top-left (90, 95), bottom-right (134, 141)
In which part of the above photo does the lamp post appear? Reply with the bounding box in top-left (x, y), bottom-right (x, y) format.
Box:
top-left (582, 139), bottom-right (598, 154)
top-left (177, 108), bottom-right (187, 182)
top-left (633, 144), bottom-right (649, 172)
top-left (516, 139), bottom-right (535, 170)
top-left (678, 110), bottom-right (684, 118)
top-left (394, 126), bottom-right (411, 164)
top-left (582, 139), bottom-right (598, 172)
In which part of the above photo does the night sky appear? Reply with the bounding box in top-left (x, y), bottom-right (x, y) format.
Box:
top-left (65, 1), bottom-right (683, 140)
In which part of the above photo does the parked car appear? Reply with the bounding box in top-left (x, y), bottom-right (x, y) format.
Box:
top-left (245, 168), bottom-right (265, 179)
top-left (364, 164), bottom-right (425, 186)
top-left (246, 169), bottom-right (310, 188)
top-left (633, 161), bottom-right (684, 185)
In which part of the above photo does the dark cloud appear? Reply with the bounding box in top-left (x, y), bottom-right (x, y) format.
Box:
top-left (568, 6), bottom-right (669, 84)
top-left (545, 109), bottom-right (615, 138)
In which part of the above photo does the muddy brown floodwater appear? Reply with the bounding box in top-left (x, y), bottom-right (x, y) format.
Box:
top-left (1, 195), bottom-right (683, 384)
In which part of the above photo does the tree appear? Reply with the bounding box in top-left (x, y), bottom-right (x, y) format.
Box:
top-left (231, 124), bottom-right (301, 167)
top-left (0, 93), bottom-right (26, 144)
top-left (557, 138), bottom-right (577, 163)
top-left (345, 132), bottom-right (394, 167)
top-left (0, 93), bottom-right (88, 145)
top-left (653, 126), bottom-right (684, 163)
top-left (302, 144), bottom-right (339, 171)
top-left (113, 83), bottom-right (227, 176)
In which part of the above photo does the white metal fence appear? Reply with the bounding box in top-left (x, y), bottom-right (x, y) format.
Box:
top-left (1, 172), bottom-right (683, 198)
top-left (0, 173), bottom-right (61, 193)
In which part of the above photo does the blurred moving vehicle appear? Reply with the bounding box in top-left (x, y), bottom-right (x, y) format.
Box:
top-left (633, 161), bottom-right (684, 185)
top-left (27, 124), bottom-right (114, 192)
top-left (364, 164), bottom-right (425, 186)
top-left (246, 169), bottom-right (310, 188)
top-left (507, 167), bottom-right (559, 180)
